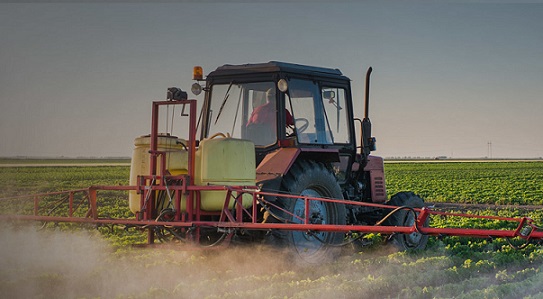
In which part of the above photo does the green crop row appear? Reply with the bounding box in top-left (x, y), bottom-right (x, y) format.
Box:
top-left (385, 161), bottom-right (543, 205)
top-left (0, 166), bottom-right (129, 197)
top-left (3, 161), bottom-right (542, 205)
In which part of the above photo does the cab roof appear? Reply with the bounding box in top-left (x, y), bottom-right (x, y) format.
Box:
top-left (208, 61), bottom-right (349, 81)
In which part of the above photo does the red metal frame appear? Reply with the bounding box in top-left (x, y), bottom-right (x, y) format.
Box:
top-left (1, 100), bottom-right (542, 246)
top-left (2, 186), bottom-right (543, 242)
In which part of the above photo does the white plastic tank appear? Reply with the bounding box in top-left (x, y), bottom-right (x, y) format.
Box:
top-left (128, 135), bottom-right (188, 214)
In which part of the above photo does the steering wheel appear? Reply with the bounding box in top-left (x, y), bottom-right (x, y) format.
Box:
top-left (208, 132), bottom-right (231, 139)
top-left (295, 118), bottom-right (309, 134)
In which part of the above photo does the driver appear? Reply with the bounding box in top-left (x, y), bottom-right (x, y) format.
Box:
top-left (247, 89), bottom-right (294, 126)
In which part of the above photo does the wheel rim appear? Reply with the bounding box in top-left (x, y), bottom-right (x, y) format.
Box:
top-left (403, 211), bottom-right (423, 248)
top-left (291, 188), bottom-right (329, 257)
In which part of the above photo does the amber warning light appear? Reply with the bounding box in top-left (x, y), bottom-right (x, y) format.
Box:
top-left (193, 66), bottom-right (203, 80)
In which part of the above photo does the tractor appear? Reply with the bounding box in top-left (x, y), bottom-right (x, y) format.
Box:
top-left (129, 61), bottom-right (427, 263)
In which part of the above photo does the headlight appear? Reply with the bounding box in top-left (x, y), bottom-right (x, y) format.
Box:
top-left (191, 83), bottom-right (202, 96)
top-left (277, 79), bottom-right (288, 92)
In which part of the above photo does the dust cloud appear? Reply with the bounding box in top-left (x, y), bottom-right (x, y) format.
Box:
top-left (0, 224), bottom-right (508, 298)
top-left (0, 224), bottom-right (300, 298)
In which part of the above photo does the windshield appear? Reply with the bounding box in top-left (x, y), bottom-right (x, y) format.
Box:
top-left (286, 79), bottom-right (350, 145)
top-left (206, 82), bottom-right (277, 146)
top-left (206, 79), bottom-right (350, 146)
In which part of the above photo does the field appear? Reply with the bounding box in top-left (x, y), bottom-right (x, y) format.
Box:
top-left (1, 161), bottom-right (543, 298)
top-left (385, 161), bottom-right (543, 206)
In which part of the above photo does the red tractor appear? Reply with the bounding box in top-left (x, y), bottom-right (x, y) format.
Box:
top-left (175, 62), bottom-right (426, 262)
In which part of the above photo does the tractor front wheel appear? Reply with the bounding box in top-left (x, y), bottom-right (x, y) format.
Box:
top-left (266, 160), bottom-right (346, 264)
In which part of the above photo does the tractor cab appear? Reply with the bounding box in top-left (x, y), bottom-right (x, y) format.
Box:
top-left (199, 62), bottom-right (359, 185)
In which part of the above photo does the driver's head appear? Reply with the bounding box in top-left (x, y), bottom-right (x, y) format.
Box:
top-left (265, 88), bottom-right (276, 103)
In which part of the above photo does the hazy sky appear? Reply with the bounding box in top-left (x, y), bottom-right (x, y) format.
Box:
top-left (1, 3), bottom-right (542, 158)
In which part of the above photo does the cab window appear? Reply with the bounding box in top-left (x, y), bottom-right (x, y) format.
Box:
top-left (286, 80), bottom-right (350, 145)
top-left (322, 87), bottom-right (350, 144)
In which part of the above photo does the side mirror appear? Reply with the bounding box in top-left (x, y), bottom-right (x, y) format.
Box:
top-left (322, 90), bottom-right (336, 100)
top-left (368, 137), bottom-right (376, 151)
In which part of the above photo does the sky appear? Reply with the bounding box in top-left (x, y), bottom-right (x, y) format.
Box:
top-left (1, 2), bottom-right (542, 159)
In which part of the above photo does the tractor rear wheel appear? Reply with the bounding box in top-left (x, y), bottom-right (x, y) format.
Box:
top-left (384, 192), bottom-right (429, 251)
top-left (266, 160), bottom-right (346, 264)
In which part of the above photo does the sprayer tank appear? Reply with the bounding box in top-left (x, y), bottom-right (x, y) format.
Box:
top-left (128, 135), bottom-right (255, 214)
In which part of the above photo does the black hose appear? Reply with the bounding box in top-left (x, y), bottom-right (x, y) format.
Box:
top-left (375, 205), bottom-right (428, 236)
top-left (506, 237), bottom-right (532, 250)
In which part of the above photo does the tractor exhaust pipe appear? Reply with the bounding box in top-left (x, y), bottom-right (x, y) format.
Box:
top-left (361, 67), bottom-right (376, 158)
top-left (364, 67), bottom-right (372, 120)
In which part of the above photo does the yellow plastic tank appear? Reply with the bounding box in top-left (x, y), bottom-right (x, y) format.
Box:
top-left (195, 137), bottom-right (255, 211)
top-left (128, 135), bottom-right (188, 214)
